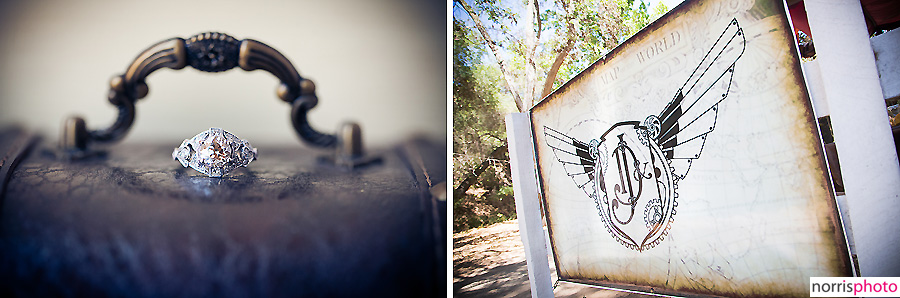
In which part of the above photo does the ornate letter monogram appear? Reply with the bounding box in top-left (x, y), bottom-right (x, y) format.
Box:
top-left (544, 19), bottom-right (745, 251)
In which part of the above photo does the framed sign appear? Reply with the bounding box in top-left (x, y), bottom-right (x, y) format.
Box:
top-left (529, 0), bottom-right (853, 296)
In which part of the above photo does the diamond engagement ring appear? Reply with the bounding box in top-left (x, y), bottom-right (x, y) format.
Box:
top-left (173, 128), bottom-right (258, 177)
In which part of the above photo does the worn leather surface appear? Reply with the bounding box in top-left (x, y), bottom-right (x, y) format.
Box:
top-left (0, 133), bottom-right (446, 298)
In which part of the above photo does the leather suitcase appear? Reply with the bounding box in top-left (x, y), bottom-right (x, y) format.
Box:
top-left (0, 32), bottom-right (447, 297)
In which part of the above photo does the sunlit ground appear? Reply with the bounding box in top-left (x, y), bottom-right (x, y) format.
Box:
top-left (453, 220), bottom-right (654, 297)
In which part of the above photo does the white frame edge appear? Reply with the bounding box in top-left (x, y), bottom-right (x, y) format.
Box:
top-left (506, 112), bottom-right (554, 298)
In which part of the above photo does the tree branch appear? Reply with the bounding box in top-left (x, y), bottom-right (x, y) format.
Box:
top-left (524, 0), bottom-right (537, 109)
top-left (453, 144), bottom-right (509, 201)
top-left (455, 0), bottom-right (527, 112)
top-left (534, 0), bottom-right (542, 41)
top-left (540, 0), bottom-right (577, 98)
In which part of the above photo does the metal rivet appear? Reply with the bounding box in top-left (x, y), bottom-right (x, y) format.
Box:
top-left (61, 116), bottom-right (88, 151)
top-left (277, 83), bottom-right (291, 102)
top-left (134, 81), bottom-right (149, 99)
top-left (109, 75), bottom-right (125, 92)
top-left (336, 122), bottom-right (363, 159)
top-left (300, 79), bottom-right (315, 95)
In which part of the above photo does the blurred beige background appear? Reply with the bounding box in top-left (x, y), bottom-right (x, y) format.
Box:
top-left (0, 0), bottom-right (446, 148)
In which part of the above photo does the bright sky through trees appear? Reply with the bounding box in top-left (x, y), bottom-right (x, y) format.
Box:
top-left (453, 0), bottom-right (673, 231)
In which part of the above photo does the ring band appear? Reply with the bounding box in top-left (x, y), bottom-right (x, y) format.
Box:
top-left (172, 128), bottom-right (257, 177)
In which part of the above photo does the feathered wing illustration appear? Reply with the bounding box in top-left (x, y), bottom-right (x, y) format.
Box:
top-left (654, 18), bottom-right (746, 180)
top-left (543, 126), bottom-right (600, 199)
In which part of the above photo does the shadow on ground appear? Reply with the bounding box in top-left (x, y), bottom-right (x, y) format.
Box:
top-left (453, 220), bottom-right (653, 298)
top-left (454, 260), bottom-right (531, 297)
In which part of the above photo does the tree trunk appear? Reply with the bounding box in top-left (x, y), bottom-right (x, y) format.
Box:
top-left (524, 0), bottom-right (537, 109)
top-left (541, 1), bottom-right (577, 99)
top-left (456, 0), bottom-right (527, 112)
top-left (453, 144), bottom-right (509, 201)
top-left (541, 39), bottom-right (575, 99)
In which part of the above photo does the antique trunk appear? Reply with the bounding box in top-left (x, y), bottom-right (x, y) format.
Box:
top-left (0, 31), bottom-right (446, 297)
top-left (0, 130), bottom-right (446, 297)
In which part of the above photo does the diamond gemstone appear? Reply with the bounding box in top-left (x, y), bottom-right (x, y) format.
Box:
top-left (173, 128), bottom-right (256, 177)
top-left (175, 144), bottom-right (192, 167)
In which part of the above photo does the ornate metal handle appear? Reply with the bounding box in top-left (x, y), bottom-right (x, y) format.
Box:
top-left (61, 32), bottom-right (337, 155)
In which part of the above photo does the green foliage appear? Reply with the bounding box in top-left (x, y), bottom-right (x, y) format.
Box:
top-left (552, 0), bottom-right (668, 92)
top-left (453, 19), bottom-right (506, 168)
top-left (625, 0), bottom-right (650, 36)
top-left (452, 0), bottom-right (668, 232)
top-left (455, 169), bottom-right (517, 231)
top-left (453, 19), bottom-right (514, 232)
top-left (652, 1), bottom-right (669, 17)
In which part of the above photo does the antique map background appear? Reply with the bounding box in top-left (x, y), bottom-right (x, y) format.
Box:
top-left (530, 0), bottom-right (852, 296)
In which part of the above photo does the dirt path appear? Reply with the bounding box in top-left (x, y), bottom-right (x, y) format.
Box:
top-left (453, 220), bottom-right (652, 297)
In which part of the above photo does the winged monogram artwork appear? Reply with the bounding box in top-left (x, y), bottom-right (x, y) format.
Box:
top-left (543, 19), bottom-right (745, 251)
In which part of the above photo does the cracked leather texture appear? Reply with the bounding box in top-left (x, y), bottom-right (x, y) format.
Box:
top-left (0, 137), bottom-right (446, 297)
